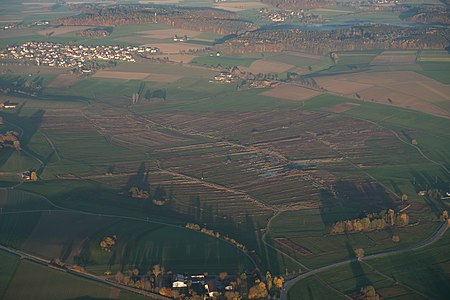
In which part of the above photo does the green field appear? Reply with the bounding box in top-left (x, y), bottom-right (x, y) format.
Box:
top-left (1, 258), bottom-right (147, 300)
top-left (190, 55), bottom-right (257, 68)
top-left (289, 230), bottom-right (450, 299)
top-left (0, 251), bottom-right (19, 299)
top-left (1, 3), bottom-right (450, 299)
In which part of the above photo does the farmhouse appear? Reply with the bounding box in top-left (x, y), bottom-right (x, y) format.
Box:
top-left (1, 101), bottom-right (17, 109)
top-left (172, 274), bottom-right (188, 288)
top-left (173, 35), bottom-right (188, 42)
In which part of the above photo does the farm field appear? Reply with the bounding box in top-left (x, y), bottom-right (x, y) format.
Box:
top-left (0, 2), bottom-right (450, 299)
top-left (262, 84), bottom-right (321, 101)
top-left (0, 251), bottom-right (19, 299)
top-left (190, 55), bottom-right (257, 68)
top-left (212, 1), bottom-right (268, 12)
top-left (241, 59), bottom-right (295, 74)
top-left (93, 70), bottom-right (184, 83)
top-left (1, 258), bottom-right (147, 300)
top-left (288, 229), bottom-right (450, 299)
top-left (314, 71), bottom-right (450, 118)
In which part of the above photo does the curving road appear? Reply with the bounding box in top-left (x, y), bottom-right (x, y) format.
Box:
top-left (280, 221), bottom-right (449, 300)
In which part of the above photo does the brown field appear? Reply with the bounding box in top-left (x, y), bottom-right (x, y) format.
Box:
top-left (315, 71), bottom-right (450, 117)
top-left (314, 8), bottom-right (353, 13)
top-left (213, 1), bottom-right (268, 11)
top-left (325, 102), bottom-right (360, 113)
top-left (0, 65), bottom-right (66, 75)
top-left (145, 43), bottom-right (206, 54)
top-left (338, 53), bottom-right (376, 57)
top-left (151, 54), bottom-right (198, 63)
top-left (114, 61), bottom-right (215, 78)
top-left (47, 74), bottom-right (80, 88)
top-left (315, 79), bottom-right (372, 94)
top-left (138, 0), bottom-right (179, 3)
top-left (93, 70), bottom-right (151, 80)
top-left (143, 73), bottom-right (183, 83)
top-left (147, 109), bottom-right (415, 214)
top-left (243, 60), bottom-right (295, 73)
top-left (138, 29), bottom-right (202, 39)
top-left (283, 51), bottom-right (323, 60)
top-left (371, 55), bottom-right (417, 65)
top-left (93, 70), bottom-right (183, 82)
top-left (262, 84), bottom-right (321, 101)
top-left (37, 26), bottom-right (92, 36)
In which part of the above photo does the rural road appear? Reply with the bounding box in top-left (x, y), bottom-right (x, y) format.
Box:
top-left (279, 221), bottom-right (449, 300)
top-left (0, 244), bottom-right (170, 300)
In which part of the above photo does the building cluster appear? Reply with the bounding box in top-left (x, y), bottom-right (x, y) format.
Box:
top-left (0, 101), bottom-right (17, 109)
top-left (1, 20), bottom-right (49, 31)
top-left (173, 35), bottom-right (189, 42)
top-left (0, 42), bottom-right (160, 73)
top-left (211, 70), bottom-right (240, 83)
top-left (170, 273), bottom-right (234, 297)
top-left (211, 66), bottom-right (279, 88)
top-left (258, 8), bottom-right (321, 23)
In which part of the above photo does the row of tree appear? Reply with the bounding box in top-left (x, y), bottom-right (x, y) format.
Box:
top-left (185, 223), bottom-right (247, 251)
top-left (330, 209), bottom-right (410, 234)
top-left (0, 131), bottom-right (21, 150)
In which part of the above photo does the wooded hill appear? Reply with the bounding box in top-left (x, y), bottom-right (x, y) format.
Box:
top-left (403, 7), bottom-right (450, 25)
top-left (261, 0), bottom-right (333, 9)
top-left (216, 25), bottom-right (450, 55)
top-left (50, 6), bottom-right (258, 35)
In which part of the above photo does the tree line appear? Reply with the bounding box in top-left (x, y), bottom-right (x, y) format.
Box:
top-left (51, 5), bottom-right (258, 35)
top-left (217, 25), bottom-right (450, 55)
top-left (330, 209), bottom-right (410, 234)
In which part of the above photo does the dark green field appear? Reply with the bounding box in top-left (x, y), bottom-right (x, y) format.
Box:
top-left (288, 229), bottom-right (450, 299)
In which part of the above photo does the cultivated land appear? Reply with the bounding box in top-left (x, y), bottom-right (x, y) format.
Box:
top-left (0, 1), bottom-right (450, 299)
top-left (242, 59), bottom-right (295, 73)
top-left (262, 85), bottom-right (321, 101)
top-left (314, 71), bottom-right (450, 118)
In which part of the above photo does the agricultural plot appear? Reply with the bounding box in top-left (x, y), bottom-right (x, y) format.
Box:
top-left (314, 262), bottom-right (424, 300)
top-left (142, 42), bottom-right (206, 53)
top-left (2, 260), bottom-right (124, 300)
top-left (417, 50), bottom-right (450, 62)
top-left (267, 51), bottom-right (323, 68)
top-left (137, 28), bottom-right (203, 40)
top-left (416, 61), bottom-right (450, 84)
top-left (114, 61), bottom-right (215, 78)
top-left (314, 71), bottom-right (450, 117)
top-left (262, 84), bottom-right (321, 101)
top-left (212, 1), bottom-right (268, 12)
top-left (288, 276), bottom-right (347, 300)
top-left (268, 202), bottom-right (439, 269)
top-left (0, 251), bottom-right (19, 299)
top-left (20, 212), bottom-right (118, 263)
top-left (47, 74), bottom-right (81, 88)
top-left (190, 55), bottom-right (257, 68)
top-left (0, 189), bottom-right (54, 212)
top-left (37, 26), bottom-right (93, 36)
top-left (93, 70), bottom-right (183, 83)
top-left (291, 230), bottom-right (450, 300)
top-left (370, 52), bottom-right (417, 65)
top-left (241, 59), bottom-right (295, 73)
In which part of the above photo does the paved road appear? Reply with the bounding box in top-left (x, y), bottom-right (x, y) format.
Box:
top-left (0, 244), bottom-right (170, 300)
top-left (280, 222), bottom-right (449, 300)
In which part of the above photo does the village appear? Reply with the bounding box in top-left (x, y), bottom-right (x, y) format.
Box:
top-left (0, 42), bottom-right (160, 73)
